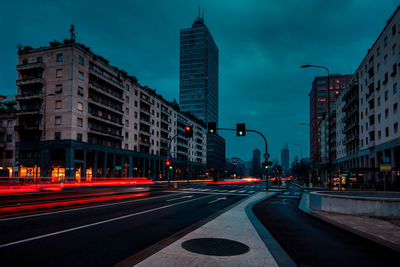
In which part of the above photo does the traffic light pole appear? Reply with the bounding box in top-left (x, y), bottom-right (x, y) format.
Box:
top-left (216, 128), bottom-right (270, 191)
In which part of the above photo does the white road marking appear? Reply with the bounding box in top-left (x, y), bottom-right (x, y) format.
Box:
top-left (0, 193), bottom-right (185, 222)
top-left (238, 190), bottom-right (246, 193)
top-left (0, 195), bottom-right (213, 248)
top-left (208, 197), bottom-right (227, 204)
top-left (166, 195), bottom-right (193, 202)
top-left (229, 190), bottom-right (237, 193)
top-left (248, 191), bottom-right (255, 193)
top-left (176, 190), bottom-right (250, 196)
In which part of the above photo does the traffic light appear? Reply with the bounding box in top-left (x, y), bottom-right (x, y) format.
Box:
top-left (262, 161), bottom-right (269, 169)
top-left (208, 122), bottom-right (217, 134)
top-left (236, 123), bottom-right (246, 136)
top-left (184, 125), bottom-right (193, 138)
top-left (165, 160), bottom-right (171, 167)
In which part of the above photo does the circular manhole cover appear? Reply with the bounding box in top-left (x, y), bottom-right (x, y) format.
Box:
top-left (181, 238), bottom-right (250, 256)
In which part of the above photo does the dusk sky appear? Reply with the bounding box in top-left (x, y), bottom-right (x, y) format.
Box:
top-left (0, 0), bottom-right (398, 163)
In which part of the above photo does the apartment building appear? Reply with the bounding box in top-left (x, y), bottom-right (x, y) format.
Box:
top-left (319, 6), bottom-right (400, 187)
top-left (0, 95), bottom-right (16, 176)
top-left (15, 38), bottom-right (206, 179)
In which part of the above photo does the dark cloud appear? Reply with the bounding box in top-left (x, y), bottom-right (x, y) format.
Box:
top-left (0, 0), bottom-right (398, 162)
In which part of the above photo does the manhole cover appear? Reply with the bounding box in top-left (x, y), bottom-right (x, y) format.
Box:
top-left (181, 238), bottom-right (250, 256)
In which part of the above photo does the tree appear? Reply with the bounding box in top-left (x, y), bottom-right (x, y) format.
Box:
top-left (291, 157), bottom-right (310, 185)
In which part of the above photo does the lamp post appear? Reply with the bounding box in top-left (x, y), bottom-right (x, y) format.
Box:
top-left (301, 65), bottom-right (331, 190)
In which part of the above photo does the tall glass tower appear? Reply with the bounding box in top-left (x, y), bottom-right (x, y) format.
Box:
top-left (179, 13), bottom-right (218, 124)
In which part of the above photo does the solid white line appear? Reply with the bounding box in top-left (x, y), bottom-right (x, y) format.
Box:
top-left (175, 190), bottom-right (250, 196)
top-left (0, 195), bottom-right (213, 249)
top-left (238, 190), bottom-right (246, 193)
top-left (229, 190), bottom-right (237, 193)
top-left (0, 192), bottom-right (185, 222)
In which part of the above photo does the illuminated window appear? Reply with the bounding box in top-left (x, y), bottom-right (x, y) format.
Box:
top-left (56, 69), bottom-right (63, 78)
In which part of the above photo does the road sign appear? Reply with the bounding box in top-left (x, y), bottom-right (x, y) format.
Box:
top-left (380, 164), bottom-right (392, 172)
top-left (264, 153), bottom-right (270, 159)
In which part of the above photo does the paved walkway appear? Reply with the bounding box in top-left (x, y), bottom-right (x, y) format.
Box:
top-left (299, 193), bottom-right (400, 252)
top-left (133, 192), bottom-right (279, 267)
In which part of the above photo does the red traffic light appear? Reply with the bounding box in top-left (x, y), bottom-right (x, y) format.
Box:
top-left (185, 126), bottom-right (191, 131)
top-left (165, 160), bottom-right (171, 166)
top-left (184, 125), bottom-right (193, 138)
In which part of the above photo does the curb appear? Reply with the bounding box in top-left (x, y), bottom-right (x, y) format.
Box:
top-left (247, 193), bottom-right (297, 267)
top-left (297, 193), bottom-right (400, 253)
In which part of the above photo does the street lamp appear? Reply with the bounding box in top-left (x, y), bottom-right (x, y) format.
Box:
top-left (301, 64), bottom-right (331, 190)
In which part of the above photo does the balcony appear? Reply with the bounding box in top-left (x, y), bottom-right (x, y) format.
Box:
top-left (16, 78), bottom-right (43, 86)
top-left (140, 118), bottom-right (152, 126)
top-left (161, 108), bottom-right (169, 116)
top-left (139, 127), bottom-right (150, 134)
top-left (161, 136), bottom-right (169, 142)
top-left (88, 113), bottom-right (123, 128)
top-left (14, 125), bottom-right (42, 132)
top-left (89, 68), bottom-right (123, 89)
top-left (89, 127), bottom-right (123, 140)
top-left (16, 108), bottom-right (41, 116)
top-left (140, 96), bottom-right (152, 106)
top-left (140, 107), bottom-right (151, 116)
top-left (16, 92), bottom-right (43, 101)
top-left (16, 62), bottom-right (44, 71)
top-left (139, 140), bottom-right (151, 146)
top-left (88, 98), bottom-right (124, 115)
top-left (89, 82), bottom-right (123, 103)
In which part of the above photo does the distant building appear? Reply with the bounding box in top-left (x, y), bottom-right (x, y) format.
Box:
top-left (309, 75), bottom-right (352, 164)
top-left (179, 11), bottom-right (225, 173)
top-left (0, 95), bottom-right (17, 175)
top-left (281, 143), bottom-right (289, 171)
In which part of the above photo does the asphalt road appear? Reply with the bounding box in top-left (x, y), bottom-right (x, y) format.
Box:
top-left (0, 182), bottom-right (264, 266)
top-left (253, 184), bottom-right (400, 267)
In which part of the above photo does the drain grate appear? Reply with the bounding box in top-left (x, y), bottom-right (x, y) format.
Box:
top-left (181, 238), bottom-right (250, 256)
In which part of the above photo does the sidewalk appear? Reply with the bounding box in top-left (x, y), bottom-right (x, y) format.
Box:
top-left (298, 193), bottom-right (400, 252)
top-left (121, 192), bottom-right (287, 267)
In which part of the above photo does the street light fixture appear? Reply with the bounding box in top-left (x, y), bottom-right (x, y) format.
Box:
top-left (301, 64), bottom-right (331, 190)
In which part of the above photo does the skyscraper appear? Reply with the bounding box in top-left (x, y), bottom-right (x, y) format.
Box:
top-left (251, 149), bottom-right (261, 177)
top-left (281, 143), bottom-right (289, 171)
top-left (180, 10), bottom-right (225, 176)
top-left (179, 11), bottom-right (218, 124)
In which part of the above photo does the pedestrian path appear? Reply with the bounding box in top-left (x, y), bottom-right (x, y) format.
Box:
top-left (132, 192), bottom-right (279, 267)
top-left (299, 193), bottom-right (400, 252)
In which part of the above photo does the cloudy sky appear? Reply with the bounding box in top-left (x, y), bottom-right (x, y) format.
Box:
top-left (0, 0), bottom-right (398, 163)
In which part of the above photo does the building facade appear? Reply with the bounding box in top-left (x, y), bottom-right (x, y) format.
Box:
top-left (251, 148), bottom-right (261, 177)
top-left (309, 75), bottom-right (352, 164)
top-left (0, 95), bottom-right (16, 176)
top-left (318, 6), bottom-right (400, 188)
top-left (15, 38), bottom-right (207, 180)
top-left (280, 143), bottom-right (289, 171)
top-left (179, 13), bottom-right (225, 173)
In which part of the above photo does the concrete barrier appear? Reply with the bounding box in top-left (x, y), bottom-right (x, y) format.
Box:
top-left (309, 191), bottom-right (400, 219)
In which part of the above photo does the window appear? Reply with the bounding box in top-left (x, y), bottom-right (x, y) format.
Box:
top-left (395, 123), bottom-right (399, 134)
top-left (378, 131), bottom-right (381, 139)
top-left (385, 109), bottom-right (389, 119)
top-left (384, 36), bottom-right (388, 47)
top-left (6, 134), bottom-right (12, 142)
top-left (55, 116), bottom-right (61, 125)
top-left (77, 102), bottom-right (83, 112)
top-left (134, 134), bottom-right (137, 141)
top-left (5, 150), bottom-right (12, 159)
top-left (135, 101), bottom-right (138, 107)
top-left (56, 84), bottom-right (62, 93)
top-left (125, 108), bottom-right (129, 115)
top-left (125, 120), bottom-right (129, 127)
top-left (125, 144), bottom-right (129, 150)
top-left (56, 100), bottom-right (62, 109)
top-left (386, 127), bottom-right (389, 137)
top-left (78, 71), bottom-right (84, 81)
top-left (394, 83), bottom-right (398, 94)
top-left (377, 46), bottom-right (380, 56)
top-left (78, 86), bottom-right (84, 96)
top-left (56, 69), bottom-right (63, 78)
top-left (77, 118), bottom-right (83, 127)
top-left (393, 44), bottom-right (397, 56)
top-left (126, 84), bottom-right (129, 91)
top-left (385, 91), bottom-right (389, 101)
top-left (78, 56), bottom-right (84, 65)
top-left (384, 54), bottom-right (388, 64)
top-left (394, 103), bottom-right (398, 114)
top-left (125, 132), bottom-right (129, 139)
top-left (126, 96), bottom-right (129, 103)
top-left (378, 114), bottom-right (381, 123)
top-left (135, 90), bottom-right (138, 96)
top-left (134, 123), bottom-right (137, 130)
top-left (56, 53), bottom-right (63, 62)
top-left (77, 133), bottom-right (83, 142)
top-left (37, 57), bottom-right (43, 63)
top-left (392, 24), bottom-right (397, 36)
top-left (378, 97), bottom-right (381, 106)
top-left (55, 132), bottom-right (61, 140)
top-left (134, 112), bottom-right (137, 118)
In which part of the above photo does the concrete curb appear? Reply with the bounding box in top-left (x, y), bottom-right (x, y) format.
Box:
top-left (298, 193), bottom-right (400, 253)
top-left (246, 193), bottom-right (297, 267)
